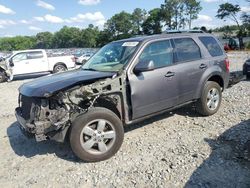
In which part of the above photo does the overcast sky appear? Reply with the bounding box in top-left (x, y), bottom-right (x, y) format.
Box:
top-left (0, 0), bottom-right (249, 37)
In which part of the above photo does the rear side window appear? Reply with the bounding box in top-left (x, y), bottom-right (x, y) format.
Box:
top-left (199, 36), bottom-right (223, 57)
top-left (139, 40), bottom-right (173, 68)
top-left (173, 38), bottom-right (201, 62)
top-left (27, 51), bottom-right (44, 59)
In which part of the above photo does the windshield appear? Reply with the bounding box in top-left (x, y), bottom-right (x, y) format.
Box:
top-left (82, 41), bottom-right (139, 72)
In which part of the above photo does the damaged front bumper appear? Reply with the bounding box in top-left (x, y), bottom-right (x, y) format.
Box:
top-left (15, 96), bottom-right (70, 143)
top-left (15, 107), bottom-right (35, 139)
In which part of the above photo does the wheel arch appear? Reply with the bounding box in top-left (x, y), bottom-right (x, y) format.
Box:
top-left (196, 72), bottom-right (225, 99)
top-left (53, 62), bottom-right (67, 70)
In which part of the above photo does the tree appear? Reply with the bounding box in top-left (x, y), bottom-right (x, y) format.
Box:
top-left (161, 0), bottom-right (182, 30)
top-left (0, 36), bottom-right (36, 51)
top-left (241, 0), bottom-right (250, 36)
top-left (185, 0), bottom-right (202, 29)
top-left (160, 0), bottom-right (201, 30)
top-left (131, 8), bottom-right (147, 35)
top-left (52, 26), bottom-right (82, 48)
top-left (142, 8), bottom-right (162, 35)
top-left (216, 3), bottom-right (244, 49)
top-left (35, 32), bottom-right (53, 49)
top-left (105, 11), bottom-right (133, 40)
top-left (81, 25), bottom-right (100, 47)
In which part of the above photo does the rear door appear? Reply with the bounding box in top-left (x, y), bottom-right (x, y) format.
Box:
top-left (171, 37), bottom-right (205, 104)
top-left (128, 39), bottom-right (179, 119)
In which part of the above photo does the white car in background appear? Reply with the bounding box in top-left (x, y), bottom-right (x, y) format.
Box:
top-left (0, 49), bottom-right (76, 83)
top-left (75, 53), bottom-right (94, 65)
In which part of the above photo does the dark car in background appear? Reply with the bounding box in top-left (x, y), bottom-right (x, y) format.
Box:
top-left (15, 32), bottom-right (230, 162)
top-left (243, 58), bottom-right (250, 79)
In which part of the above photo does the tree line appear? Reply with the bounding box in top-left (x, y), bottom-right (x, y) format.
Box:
top-left (0, 0), bottom-right (249, 51)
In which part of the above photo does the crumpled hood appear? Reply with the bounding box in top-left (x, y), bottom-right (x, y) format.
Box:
top-left (19, 69), bottom-right (115, 97)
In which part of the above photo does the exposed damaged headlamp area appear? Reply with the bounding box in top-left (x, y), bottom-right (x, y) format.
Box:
top-left (17, 74), bottom-right (126, 142)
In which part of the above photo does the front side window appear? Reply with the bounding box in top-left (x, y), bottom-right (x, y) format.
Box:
top-left (173, 38), bottom-right (201, 62)
top-left (139, 40), bottom-right (173, 68)
top-left (27, 51), bottom-right (44, 59)
top-left (12, 53), bottom-right (27, 63)
top-left (82, 41), bottom-right (139, 72)
top-left (199, 36), bottom-right (224, 57)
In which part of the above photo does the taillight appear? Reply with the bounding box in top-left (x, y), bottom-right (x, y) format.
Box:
top-left (224, 58), bottom-right (230, 72)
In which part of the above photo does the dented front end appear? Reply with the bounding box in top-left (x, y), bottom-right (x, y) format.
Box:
top-left (15, 74), bottom-right (127, 142)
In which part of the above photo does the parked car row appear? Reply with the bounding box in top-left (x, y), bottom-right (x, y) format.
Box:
top-left (0, 49), bottom-right (76, 83)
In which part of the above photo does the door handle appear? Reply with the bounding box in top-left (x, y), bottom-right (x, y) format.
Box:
top-left (165, 71), bottom-right (175, 78)
top-left (199, 64), bottom-right (207, 69)
top-left (25, 62), bottom-right (29, 64)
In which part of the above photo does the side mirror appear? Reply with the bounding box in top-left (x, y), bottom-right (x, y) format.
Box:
top-left (9, 59), bottom-right (14, 67)
top-left (134, 60), bottom-right (155, 74)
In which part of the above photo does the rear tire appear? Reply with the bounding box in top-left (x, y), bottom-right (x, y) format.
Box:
top-left (0, 71), bottom-right (6, 83)
top-left (196, 81), bottom-right (222, 116)
top-left (70, 107), bottom-right (124, 162)
top-left (53, 64), bottom-right (67, 73)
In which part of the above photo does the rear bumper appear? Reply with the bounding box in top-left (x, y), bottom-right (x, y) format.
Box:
top-left (228, 71), bottom-right (244, 87)
top-left (243, 64), bottom-right (250, 75)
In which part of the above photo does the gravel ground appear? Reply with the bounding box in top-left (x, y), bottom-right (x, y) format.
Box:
top-left (0, 57), bottom-right (249, 187)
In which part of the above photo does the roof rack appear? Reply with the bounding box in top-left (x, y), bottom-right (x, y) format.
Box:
top-left (164, 30), bottom-right (205, 34)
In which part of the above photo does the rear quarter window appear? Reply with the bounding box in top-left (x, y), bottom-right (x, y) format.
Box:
top-left (173, 38), bottom-right (201, 62)
top-left (199, 36), bottom-right (224, 57)
top-left (27, 51), bottom-right (44, 59)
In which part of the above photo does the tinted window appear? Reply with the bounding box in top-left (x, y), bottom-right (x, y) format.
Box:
top-left (27, 51), bottom-right (43, 59)
top-left (12, 53), bottom-right (27, 63)
top-left (199, 36), bottom-right (223, 57)
top-left (139, 40), bottom-right (173, 68)
top-left (173, 38), bottom-right (201, 62)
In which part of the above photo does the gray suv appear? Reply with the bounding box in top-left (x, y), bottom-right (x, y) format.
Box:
top-left (15, 33), bottom-right (230, 162)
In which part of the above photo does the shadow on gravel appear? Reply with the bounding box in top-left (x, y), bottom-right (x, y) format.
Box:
top-left (185, 119), bottom-right (250, 188)
top-left (7, 122), bottom-right (80, 162)
top-left (124, 104), bottom-right (198, 133)
top-left (8, 104), bottom-right (199, 162)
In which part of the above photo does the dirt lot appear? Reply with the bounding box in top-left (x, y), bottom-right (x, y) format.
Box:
top-left (0, 56), bottom-right (249, 187)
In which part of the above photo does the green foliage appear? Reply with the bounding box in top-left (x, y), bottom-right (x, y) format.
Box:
top-left (185, 0), bottom-right (202, 29)
top-left (142, 8), bottom-right (162, 35)
top-left (216, 3), bottom-right (245, 48)
top-left (216, 3), bottom-right (241, 27)
top-left (132, 8), bottom-right (147, 35)
top-left (160, 0), bottom-right (201, 30)
top-left (245, 42), bottom-right (250, 50)
top-left (0, 36), bottom-right (36, 51)
top-left (35, 32), bottom-right (53, 49)
top-left (105, 11), bottom-right (133, 38)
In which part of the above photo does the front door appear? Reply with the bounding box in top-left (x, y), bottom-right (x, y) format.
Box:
top-left (11, 52), bottom-right (32, 75)
top-left (128, 39), bottom-right (179, 119)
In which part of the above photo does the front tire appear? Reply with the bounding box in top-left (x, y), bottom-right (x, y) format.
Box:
top-left (196, 81), bottom-right (222, 116)
top-left (70, 107), bottom-right (124, 162)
